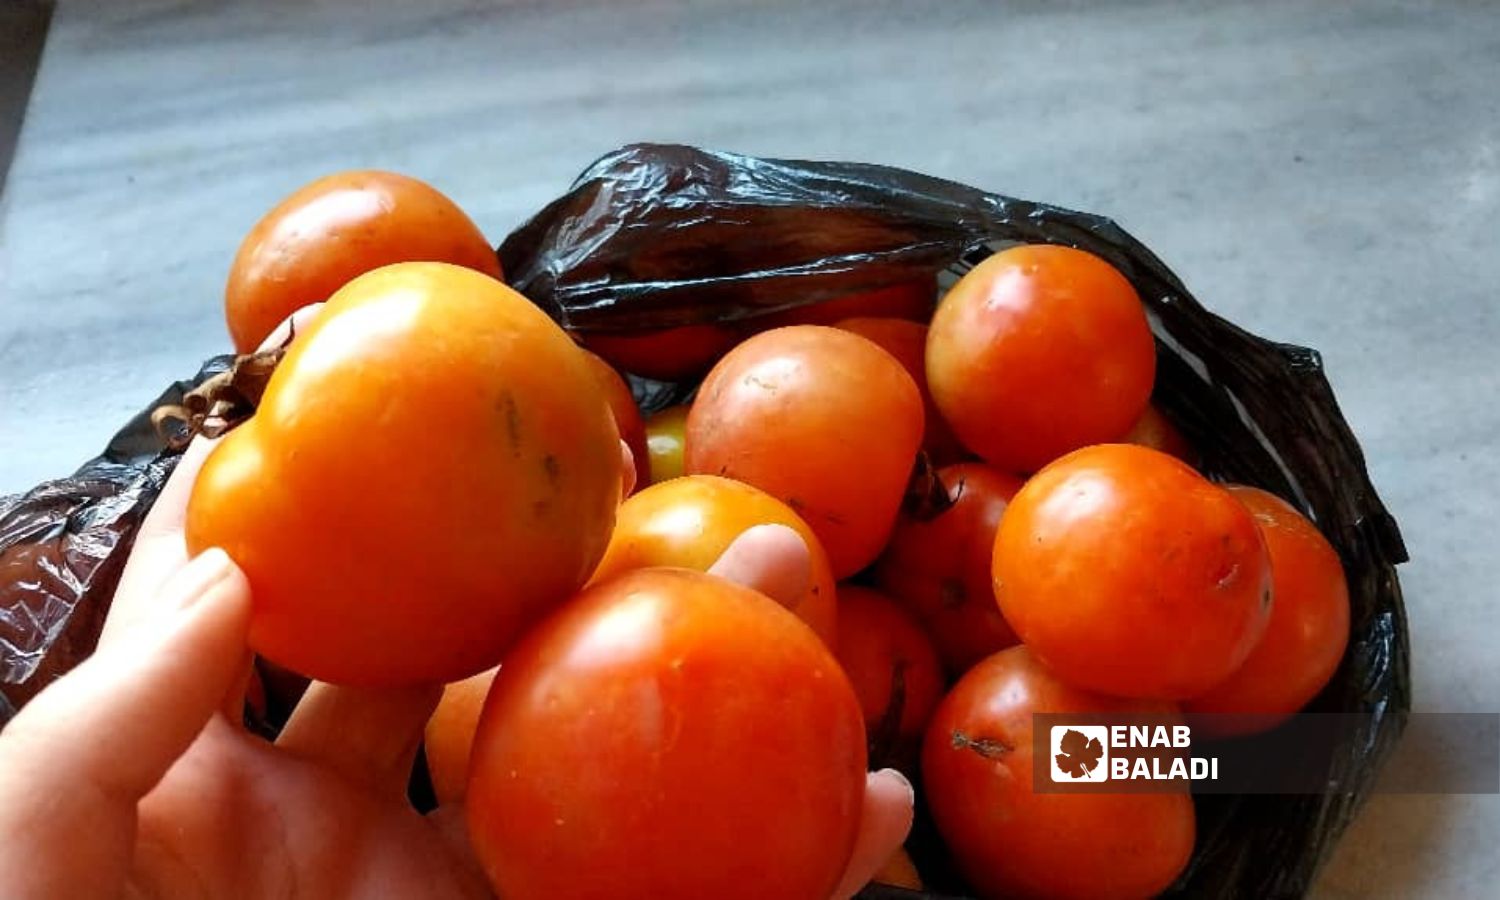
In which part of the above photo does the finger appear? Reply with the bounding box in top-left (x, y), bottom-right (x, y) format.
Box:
top-left (428, 803), bottom-right (489, 884)
top-left (829, 769), bottom-right (916, 900)
top-left (707, 523), bottom-right (811, 610)
top-left (0, 549), bottom-right (251, 898)
top-left (620, 440), bottom-right (637, 499)
top-left (276, 681), bottom-right (442, 796)
top-left (258, 301), bottom-right (324, 351)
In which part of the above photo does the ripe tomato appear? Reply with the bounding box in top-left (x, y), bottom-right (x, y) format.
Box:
top-left (580, 350), bottom-right (649, 493)
top-left (424, 666), bottom-right (499, 804)
top-left (927, 245), bottom-right (1156, 473)
top-left (994, 444), bottom-right (1272, 699)
top-left (584, 324), bottom-right (739, 381)
top-left (922, 646), bottom-right (1195, 900)
top-left (643, 404), bottom-right (690, 486)
top-left (225, 170), bottom-right (501, 352)
top-left (757, 280), bottom-right (937, 329)
top-left (835, 585), bottom-right (944, 764)
top-left (188, 262), bottom-right (622, 686)
top-left (1185, 486), bottom-right (1350, 735)
top-left (874, 463), bottom-right (1023, 675)
top-left (589, 474), bottom-right (837, 645)
top-left (685, 325), bottom-right (925, 578)
top-left (833, 317), bottom-right (967, 463)
top-left (467, 568), bottom-right (866, 900)
top-left (1121, 403), bottom-right (1195, 464)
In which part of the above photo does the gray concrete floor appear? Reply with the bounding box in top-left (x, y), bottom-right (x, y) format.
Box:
top-left (2, 1), bottom-right (1498, 896)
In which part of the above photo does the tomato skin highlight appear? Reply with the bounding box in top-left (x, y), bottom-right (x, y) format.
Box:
top-left (927, 245), bottom-right (1156, 473)
top-left (685, 325), bottom-right (925, 578)
top-left (189, 262), bottom-right (622, 686)
top-left (994, 444), bottom-right (1273, 700)
top-left (225, 170), bottom-right (500, 353)
top-left (1185, 485), bottom-right (1351, 735)
top-left (643, 404), bottom-right (689, 486)
top-left (922, 646), bottom-right (1195, 900)
top-left (467, 568), bottom-right (867, 900)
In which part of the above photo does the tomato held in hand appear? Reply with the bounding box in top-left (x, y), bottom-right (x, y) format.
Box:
top-left (1185, 486), bottom-right (1350, 735)
top-left (927, 245), bottom-right (1156, 473)
top-left (424, 666), bottom-right (499, 804)
top-left (686, 325), bottom-right (925, 578)
top-left (922, 646), bottom-right (1195, 900)
top-left (757, 280), bottom-right (937, 329)
top-left (584, 324), bottom-right (739, 381)
top-left (580, 350), bottom-right (649, 493)
top-left (643, 404), bottom-right (690, 486)
top-left (874, 463), bottom-right (1023, 675)
top-left (994, 444), bottom-right (1272, 699)
top-left (834, 585), bottom-right (944, 764)
top-left (589, 474), bottom-right (837, 645)
top-left (225, 170), bottom-right (501, 352)
top-left (833, 317), bottom-right (967, 464)
top-left (467, 568), bottom-right (866, 900)
top-left (188, 262), bottom-right (622, 686)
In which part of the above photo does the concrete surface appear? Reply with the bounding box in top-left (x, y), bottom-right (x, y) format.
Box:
top-left (2, 1), bottom-right (1497, 896)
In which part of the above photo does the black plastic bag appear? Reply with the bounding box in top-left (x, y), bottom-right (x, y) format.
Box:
top-left (1, 144), bottom-right (1407, 898)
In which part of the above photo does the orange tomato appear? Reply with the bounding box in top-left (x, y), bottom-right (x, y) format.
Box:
top-left (188, 263), bottom-right (622, 686)
top-left (424, 666), bottom-right (499, 804)
top-left (757, 280), bottom-right (937, 329)
top-left (1185, 486), bottom-right (1350, 735)
top-left (922, 646), bottom-right (1195, 900)
top-left (590, 474), bottom-right (836, 645)
top-left (581, 350), bottom-right (649, 493)
top-left (874, 462), bottom-right (1023, 675)
top-left (1121, 403), bottom-right (1195, 464)
top-left (685, 325), bottom-right (925, 578)
top-left (833, 317), bottom-right (967, 464)
top-left (467, 568), bottom-right (866, 900)
top-left (927, 246), bottom-right (1156, 473)
top-left (225, 170), bottom-right (501, 352)
top-left (643, 404), bottom-right (690, 486)
top-left (584, 324), bottom-right (739, 381)
top-left (834, 585), bottom-right (944, 763)
top-left (994, 444), bottom-right (1272, 699)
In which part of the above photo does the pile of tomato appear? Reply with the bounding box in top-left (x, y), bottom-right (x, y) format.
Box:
top-left (191, 170), bottom-right (1354, 900)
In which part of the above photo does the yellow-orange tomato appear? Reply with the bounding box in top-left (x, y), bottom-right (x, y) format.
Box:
top-left (581, 350), bottom-right (649, 493)
top-left (994, 444), bottom-right (1272, 700)
top-left (1121, 403), bottom-right (1195, 464)
top-left (643, 404), bottom-right (690, 485)
top-left (757, 281), bottom-right (937, 329)
top-left (1185, 486), bottom-right (1350, 735)
top-left (835, 585), bottom-right (944, 763)
top-left (686, 326), bottom-right (925, 578)
top-left (872, 848), bottom-right (923, 890)
top-left (468, 568), bottom-right (866, 900)
top-left (874, 463), bottom-right (1023, 675)
top-left (590, 475), bottom-right (837, 645)
top-left (833, 317), bottom-right (967, 464)
top-left (188, 263), bottom-right (622, 686)
top-left (424, 666), bottom-right (499, 804)
top-left (225, 170), bottom-right (501, 352)
top-left (584, 324), bottom-right (740, 382)
top-left (927, 246), bottom-right (1156, 473)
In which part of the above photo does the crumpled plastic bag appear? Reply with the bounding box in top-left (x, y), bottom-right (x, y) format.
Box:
top-left (1, 144), bottom-right (1407, 898)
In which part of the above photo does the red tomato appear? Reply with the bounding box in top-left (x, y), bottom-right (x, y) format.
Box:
top-left (922, 646), bottom-right (1195, 900)
top-left (588, 474), bottom-right (837, 646)
top-left (225, 170), bottom-right (501, 353)
top-left (834, 585), bottom-right (944, 764)
top-left (188, 263), bottom-right (622, 686)
top-left (874, 463), bottom-right (1023, 675)
top-left (424, 666), bottom-right (499, 804)
top-left (1121, 403), bottom-right (1195, 464)
top-left (467, 568), bottom-right (866, 900)
top-left (581, 350), bottom-right (649, 493)
top-left (756, 280), bottom-right (937, 329)
top-left (1185, 486), bottom-right (1350, 735)
top-left (833, 317), bottom-right (967, 463)
top-left (584, 324), bottom-right (739, 381)
top-left (994, 444), bottom-right (1272, 699)
top-left (643, 404), bottom-right (690, 486)
top-left (686, 325), bottom-right (925, 578)
top-left (927, 245), bottom-right (1156, 473)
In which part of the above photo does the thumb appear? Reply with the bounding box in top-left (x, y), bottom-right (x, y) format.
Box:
top-left (0, 548), bottom-right (251, 898)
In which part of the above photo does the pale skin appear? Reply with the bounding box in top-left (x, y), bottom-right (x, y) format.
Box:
top-left (0, 307), bottom-right (913, 900)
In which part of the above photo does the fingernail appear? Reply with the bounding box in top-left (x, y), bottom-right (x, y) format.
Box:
top-left (876, 767), bottom-right (915, 804)
top-left (163, 548), bottom-right (236, 611)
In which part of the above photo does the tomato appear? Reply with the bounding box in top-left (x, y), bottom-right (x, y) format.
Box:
top-left (874, 463), bottom-right (1023, 675)
top-left (833, 317), bottom-right (967, 463)
top-left (467, 568), bottom-right (866, 900)
top-left (686, 325), bottom-right (925, 578)
top-left (1185, 486), bottom-right (1350, 735)
top-left (643, 404), bottom-right (690, 486)
top-left (922, 646), bottom-right (1195, 900)
top-left (757, 280), bottom-right (937, 329)
top-left (834, 585), bottom-right (944, 765)
top-left (584, 324), bottom-right (740, 381)
top-left (872, 848), bottom-right (922, 890)
top-left (589, 474), bottom-right (837, 645)
top-left (581, 350), bottom-right (649, 493)
top-left (927, 245), bottom-right (1156, 473)
top-left (1121, 403), bottom-right (1195, 464)
top-left (225, 171), bottom-right (501, 353)
top-left (188, 262), bottom-right (622, 686)
top-left (424, 666), bottom-right (499, 804)
top-left (994, 444), bottom-right (1272, 699)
